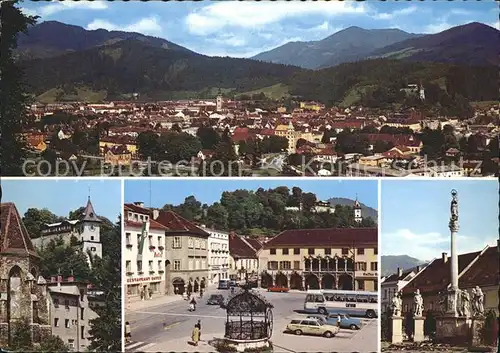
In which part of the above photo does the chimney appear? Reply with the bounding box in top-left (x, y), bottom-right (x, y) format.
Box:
top-left (442, 252), bottom-right (448, 263)
top-left (397, 267), bottom-right (402, 277)
top-left (57, 275), bottom-right (63, 283)
top-left (50, 276), bottom-right (56, 283)
top-left (68, 276), bottom-right (74, 282)
top-left (153, 209), bottom-right (159, 220)
top-left (416, 265), bottom-right (421, 272)
top-left (134, 201), bottom-right (144, 208)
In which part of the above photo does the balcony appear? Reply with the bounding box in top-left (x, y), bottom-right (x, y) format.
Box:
top-left (138, 271), bottom-right (144, 275)
top-left (149, 245), bottom-right (156, 250)
top-left (158, 270), bottom-right (165, 274)
top-left (126, 271), bottom-right (134, 276)
top-left (158, 245), bottom-right (164, 250)
top-left (126, 243), bottom-right (133, 248)
top-left (149, 270), bottom-right (155, 275)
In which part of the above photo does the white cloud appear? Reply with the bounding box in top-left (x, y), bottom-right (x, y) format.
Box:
top-left (86, 16), bottom-right (162, 36)
top-left (308, 21), bottom-right (331, 33)
top-left (382, 229), bottom-right (498, 261)
top-left (20, 7), bottom-right (38, 17)
top-left (423, 20), bottom-right (455, 34)
top-left (38, 1), bottom-right (107, 17)
top-left (373, 6), bottom-right (417, 21)
top-left (449, 9), bottom-right (474, 16)
top-left (185, 1), bottom-right (366, 35)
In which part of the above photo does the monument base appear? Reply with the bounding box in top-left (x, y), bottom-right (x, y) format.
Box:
top-left (224, 337), bottom-right (270, 352)
top-left (390, 317), bottom-right (403, 344)
top-left (470, 317), bottom-right (486, 347)
top-left (413, 316), bottom-right (425, 342)
top-left (435, 315), bottom-right (471, 345)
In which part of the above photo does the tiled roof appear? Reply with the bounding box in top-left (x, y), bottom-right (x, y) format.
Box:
top-left (459, 246), bottom-right (499, 288)
top-left (124, 219), bottom-right (167, 231)
top-left (263, 228), bottom-right (377, 248)
top-left (155, 211), bottom-right (209, 237)
top-left (383, 269), bottom-right (415, 283)
top-left (229, 233), bottom-right (257, 258)
top-left (245, 238), bottom-right (263, 251)
top-left (124, 203), bottom-right (153, 216)
top-left (402, 250), bottom-right (482, 295)
top-left (0, 203), bottom-right (38, 257)
top-left (82, 198), bottom-right (101, 223)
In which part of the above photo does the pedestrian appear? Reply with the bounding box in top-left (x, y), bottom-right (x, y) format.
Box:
top-left (125, 321), bottom-right (131, 343)
top-left (148, 288), bottom-right (153, 299)
top-left (195, 320), bottom-right (201, 341)
top-left (191, 324), bottom-right (200, 346)
top-left (337, 314), bottom-right (341, 327)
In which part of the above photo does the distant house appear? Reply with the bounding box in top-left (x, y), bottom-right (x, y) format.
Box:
top-left (104, 145), bottom-right (132, 166)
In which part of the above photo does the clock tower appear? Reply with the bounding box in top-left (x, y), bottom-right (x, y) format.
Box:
top-left (79, 197), bottom-right (102, 261)
top-left (354, 196), bottom-right (362, 223)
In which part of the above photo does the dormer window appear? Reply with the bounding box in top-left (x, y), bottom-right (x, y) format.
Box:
top-left (90, 213), bottom-right (94, 218)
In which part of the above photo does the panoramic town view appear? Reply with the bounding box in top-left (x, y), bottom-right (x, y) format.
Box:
top-left (380, 180), bottom-right (499, 352)
top-left (123, 180), bottom-right (379, 352)
top-left (1, 1), bottom-right (498, 177)
top-left (0, 180), bottom-right (122, 352)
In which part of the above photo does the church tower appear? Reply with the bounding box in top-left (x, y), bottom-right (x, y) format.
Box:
top-left (0, 202), bottom-right (51, 347)
top-left (216, 89), bottom-right (223, 112)
top-left (79, 197), bottom-right (102, 261)
top-left (354, 196), bottom-right (362, 223)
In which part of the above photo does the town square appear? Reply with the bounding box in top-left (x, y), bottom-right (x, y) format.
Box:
top-left (123, 180), bottom-right (379, 352)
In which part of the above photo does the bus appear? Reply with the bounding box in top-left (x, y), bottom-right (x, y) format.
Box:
top-left (304, 289), bottom-right (378, 318)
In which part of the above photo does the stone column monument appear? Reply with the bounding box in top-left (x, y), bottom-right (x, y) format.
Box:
top-left (435, 190), bottom-right (471, 344)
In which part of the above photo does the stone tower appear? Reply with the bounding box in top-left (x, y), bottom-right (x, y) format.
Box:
top-left (354, 196), bottom-right (362, 223)
top-left (0, 202), bottom-right (51, 347)
top-left (216, 89), bottom-right (223, 112)
top-left (79, 197), bottom-right (103, 261)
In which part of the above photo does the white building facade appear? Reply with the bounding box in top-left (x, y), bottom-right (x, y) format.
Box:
top-left (124, 203), bottom-right (167, 299)
top-left (202, 227), bottom-right (230, 285)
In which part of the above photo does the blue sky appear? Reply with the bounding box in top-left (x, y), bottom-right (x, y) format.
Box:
top-left (2, 179), bottom-right (122, 222)
top-left (125, 179), bottom-right (378, 210)
top-left (20, 1), bottom-right (499, 57)
top-left (381, 180), bottom-right (499, 261)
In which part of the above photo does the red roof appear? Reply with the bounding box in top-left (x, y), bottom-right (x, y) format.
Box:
top-left (155, 211), bottom-right (209, 237)
top-left (124, 203), bottom-right (153, 216)
top-left (459, 246), bottom-right (499, 288)
top-left (0, 203), bottom-right (38, 257)
top-left (124, 219), bottom-right (167, 231)
top-left (229, 233), bottom-right (258, 258)
top-left (263, 228), bottom-right (377, 248)
top-left (361, 133), bottom-right (421, 147)
top-left (402, 250), bottom-right (482, 295)
top-left (245, 237), bottom-right (263, 251)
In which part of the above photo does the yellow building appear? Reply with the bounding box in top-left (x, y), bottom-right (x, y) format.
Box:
top-left (99, 137), bottom-right (137, 157)
top-left (257, 228), bottom-right (378, 291)
top-left (275, 122), bottom-right (301, 154)
top-left (300, 102), bottom-right (322, 111)
top-left (104, 147), bottom-right (132, 166)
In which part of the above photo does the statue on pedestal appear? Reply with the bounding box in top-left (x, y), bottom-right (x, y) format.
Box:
top-left (391, 291), bottom-right (402, 317)
top-left (472, 286), bottom-right (485, 316)
top-left (460, 289), bottom-right (471, 318)
top-left (413, 289), bottom-right (424, 317)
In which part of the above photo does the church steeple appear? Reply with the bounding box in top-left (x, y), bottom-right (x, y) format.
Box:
top-left (354, 194), bottom-right (362, 223)
top-left (82, 197), bottom-right (101, 223)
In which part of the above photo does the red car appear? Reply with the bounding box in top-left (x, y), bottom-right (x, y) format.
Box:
top-left (267, 286), bottom-right (289, 293)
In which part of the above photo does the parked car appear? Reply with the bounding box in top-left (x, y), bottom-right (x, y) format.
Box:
top-left (206, 294), bottom-right (224, 305)
top-left (285, 318), bottom-right (339, 338)
top-left (307, 314), bottom-right (362, 330)
top-left (267, 286), bottom-right (289, 293)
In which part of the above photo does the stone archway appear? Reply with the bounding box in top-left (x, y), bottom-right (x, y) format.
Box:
top-left (321, 274), bottom-right (335, 289)
top-left (275, 272), bottom-right (288, 288)
top-left (338, 274), bottom-right (353, 290)
top-left (172, 277), bottom-right (185, 295)
top-left (261, 272), bottom-right (273, 288)
top-left (305, 274), bottom-right (319, 290)
top-left (290, 272), bottom-right (303, 290)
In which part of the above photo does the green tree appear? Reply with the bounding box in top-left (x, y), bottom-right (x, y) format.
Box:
top-left (9, 317), bottom-right (33, 351)
top-left (0, 1), bottom-right (38, 175)
top-left (137, 131), bottom-right (159, 160)
top-left (22, 208), bottom-right (62, 239)
top-left (38, 238), bottom-right (92, 280)
top-left (301, 192), bottom-right (317, 213)
top-left (88, 217), bottom-right (121, 352)
top-left (38, 335), bottom-right (69, 352)
top-left (206, 202), bottom-right (229, 229)
top-left (197, 126), bottom-right (221, 149)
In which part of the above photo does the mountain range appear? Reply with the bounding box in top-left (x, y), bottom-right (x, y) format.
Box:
top-left (16, 21), bottom-right (499, 103)
top-left (381, 255), bottom-right (426, 277)
top-left (327, 197), bottom-right (378, 221)
top-left (252, 22), bottom-right (499, 69)
top-left (252, 26), bottom-right (422, 69)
